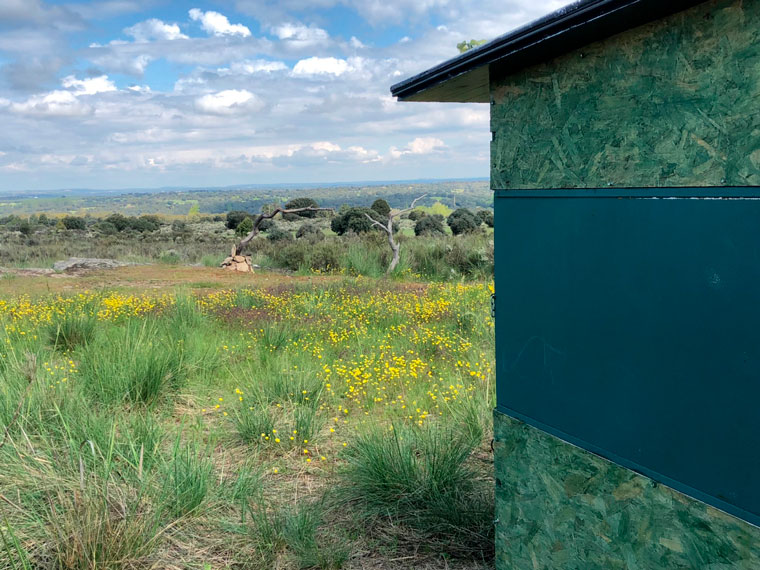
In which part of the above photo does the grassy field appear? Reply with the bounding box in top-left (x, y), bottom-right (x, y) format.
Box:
top-left (0, 267), bottom-right (495, 569)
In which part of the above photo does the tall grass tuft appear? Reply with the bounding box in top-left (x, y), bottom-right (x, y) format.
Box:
top-left (246, 497), bottom-right (349, 569)
top-left (160, 439), bottom-right (213, 518)
top-left (335, 424), bottom-right (493, 558)
top-left (47, 313), bottom-right (97, 352)
top-left (283, 501), bottom-right (349, 569)
top-left (0, 522), bottom-right (33, 570)
top-left (232, 400), bottom-right (276, 446)
top-left (79, 320), bottom-right (186, 405)
top-left (292, 403), bottom-right (324, 444)
top-left (35, 483), bottom-right (164, 569)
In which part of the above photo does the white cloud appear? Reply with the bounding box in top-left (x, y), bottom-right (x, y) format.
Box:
top-left (89, 51), bottom-right (153, 76)
top-left (390, 137), bottom-right (446, 158)
top-left (125, 18), bottom-right (188, 42)
top-left (189, 9), bottom-right (251, 37)
top-left (219, 59), bottom-right (288, 75)
top-left (292, 56), bottom-right (349, 76)
top-left (272, 141), bottom-right (381, 166)
top-left (349, 36), bottom-right (365, 49)
top-left (127, 84), bottom-right (151, 93)
top-left (10, 90), bottom-right (91, 117)
top-left (271, 23), bottom-right (329, 47)
top-left (61, 75), bottom-right (117, 95)
top-left (195, 89), bottom-right (263, 115)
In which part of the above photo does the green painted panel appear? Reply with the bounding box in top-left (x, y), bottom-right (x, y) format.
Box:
top-left (494, 410), bottom-right (760, 570)
top-left (493, 189), bottom-right (760, 524)
top-left (489, 0), bottom-right (760, 189)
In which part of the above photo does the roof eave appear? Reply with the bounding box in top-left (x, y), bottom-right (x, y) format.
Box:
top-left (391, 0), bottom-right (707, 103)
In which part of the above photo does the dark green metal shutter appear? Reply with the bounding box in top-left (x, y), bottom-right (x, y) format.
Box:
top-left (494, 187), bottom-right (760, 525)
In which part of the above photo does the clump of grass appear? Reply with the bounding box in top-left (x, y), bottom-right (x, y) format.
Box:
top-left (257, 363), bottom-right (323, 405)
top-left (160, 440), bottom-right (213, 518)
top-left (283, 501), bottom-right (349, 569)
top-left (232, 401), bottom-right (276, 446)
top-left (201, 254), bottom-right (223, 267)
top-left (47, 313), bottom-right (97, 352)
top-left (260, 321), bottom-right (299, 351)
top-left (35, 483), bottom-right (164, 569)
top-left (246, 497), bottom-right (349, 569)
top-left (117, 413), bottom-right (165, 479)
top-left (335, 424), bottom-right (493, 558)
top-left (292, 403), bottom-right (324, 444)
top-left (0, 522), bottom-right (32, 569)
top-left (226, 461), bottom-right (262, 509)
top-left (79, 320), bottom-right (186, 405)
top-left (246, 497), bottom-right (286, 564)
top-left (233, 289), bottom-right (258, 309)
top-left (166, 293), bottom-right (204, 332)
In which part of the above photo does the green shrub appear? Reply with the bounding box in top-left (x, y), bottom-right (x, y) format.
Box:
top-left (236, 216), bottom-right (253, 237)
top-left (267, 227), bottom-right (293, 242)
top-left (159, 250), bottom-right (181, 264)
top-left (96, 221), bottom-right (118, 235)
top-left (414, 215), bottom-right (446, 236)
top-left (226, 210), bottom-right (249, 230)
top-left (258, 217), bottom-right (274, 231)
top-left (296, 223), bottom-right (323, 240)
top-left (61, 216), bottom-right (86, 230)
top-left (447, 208), bottom-right (480, 235)
top-left (330, 207), bottom-right (383, 235)
top-left (270, 240), bottom-right (339, 272)
top-left (408, 209), bottom-right (426, 221)
top-left (370, 199), bottom-right (391, 217)
top-left (477, 209), bottom-right (494, 227)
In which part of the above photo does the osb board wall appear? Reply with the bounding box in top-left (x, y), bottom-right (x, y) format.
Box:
top-left (493, 411), bottom-right (760, 569)
top-left (490, 0), bottom-right (760, 189)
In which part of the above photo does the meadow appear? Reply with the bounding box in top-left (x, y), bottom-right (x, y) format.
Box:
top-left (0, 270), bottom-right (495, 569)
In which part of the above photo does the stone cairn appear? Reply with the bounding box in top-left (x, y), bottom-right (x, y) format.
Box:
top-left (221, 246), bottom-right (254, 272)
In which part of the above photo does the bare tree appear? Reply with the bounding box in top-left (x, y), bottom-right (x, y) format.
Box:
top-left (365, 195), bottom-right (426, 275)
top-left (231, 205), bottom-right (332, 257)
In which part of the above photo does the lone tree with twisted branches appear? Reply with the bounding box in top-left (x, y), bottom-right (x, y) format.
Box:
top-left (365, 194), bottom-right (426, 275)
top-left (222, 204), bottom-right (332, 271)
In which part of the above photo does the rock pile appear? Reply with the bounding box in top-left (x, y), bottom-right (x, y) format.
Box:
top-left (221, 255), bottom-right (254, 272)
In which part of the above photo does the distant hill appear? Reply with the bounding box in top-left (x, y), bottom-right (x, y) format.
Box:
top-left (0, 179), bottom-right (492, 217)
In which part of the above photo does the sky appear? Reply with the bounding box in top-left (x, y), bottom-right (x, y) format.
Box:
top-left (0, 0), bottom-right (570, 193)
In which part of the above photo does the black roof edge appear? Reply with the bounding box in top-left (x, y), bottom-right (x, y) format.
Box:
top-left (390, 0), bottom-right (707, 102)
